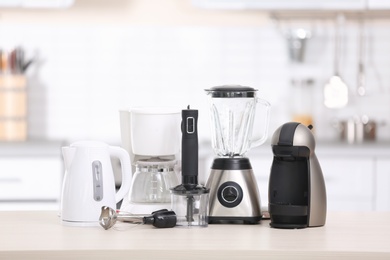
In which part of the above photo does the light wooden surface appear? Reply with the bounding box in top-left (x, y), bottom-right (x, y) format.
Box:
top-left (1, 211), bottom-right (390, 259)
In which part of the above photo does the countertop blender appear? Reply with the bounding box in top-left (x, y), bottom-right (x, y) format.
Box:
top-left (119, 107), bottom-right (181, 214)
top-left (205, 85), bottom-right (270, 224)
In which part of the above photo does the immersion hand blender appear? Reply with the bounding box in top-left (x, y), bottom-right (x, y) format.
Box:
top-left (171, 106), bottom-right (210, 227)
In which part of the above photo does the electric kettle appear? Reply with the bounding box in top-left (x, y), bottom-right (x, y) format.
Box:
top-left (61, 141), bottom-right (132, 226)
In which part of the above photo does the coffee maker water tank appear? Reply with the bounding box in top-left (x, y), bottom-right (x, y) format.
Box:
top-left (268, 122), bottom-right (326, 229)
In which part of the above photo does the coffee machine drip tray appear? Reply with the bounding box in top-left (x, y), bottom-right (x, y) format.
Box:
top-left (268, 203), bottom-right (308, 229)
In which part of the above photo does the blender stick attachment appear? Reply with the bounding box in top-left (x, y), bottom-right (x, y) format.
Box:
top-left (99, 206), bottom-right (177, 230)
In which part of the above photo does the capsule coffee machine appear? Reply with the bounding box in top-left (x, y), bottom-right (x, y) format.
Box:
top-left (268, 122), bottom-right (327, 229)
top-left (205, 85), bottom-right (270, 224)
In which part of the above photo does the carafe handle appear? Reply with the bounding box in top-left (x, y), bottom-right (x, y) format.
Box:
top-left (250, 98), bottom-right (271, 149)
top-left (109, 146), bottom-right (132, 203)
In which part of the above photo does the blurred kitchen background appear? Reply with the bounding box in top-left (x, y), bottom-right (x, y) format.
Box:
top-left (1, 0), bottom-right (390, 211)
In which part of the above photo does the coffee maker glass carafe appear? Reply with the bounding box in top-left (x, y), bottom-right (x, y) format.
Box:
top-left (206, 85), bottom-right (270, 157)
top-left (130, 159), bottom-right (178, 203)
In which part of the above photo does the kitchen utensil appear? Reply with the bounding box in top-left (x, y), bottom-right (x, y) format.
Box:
top-left (324, 14), bottom-right (349, 109)
top-left (269, 122), bottom-right (326, 229)
top-left (334, 115), bottom-right (383, 143)
top-left (0, 47), bottom-right (35, 74)
top-left (99, 206), bottom-right (177, 230)
top-left (61, 141), bottom-right (132, 226)
top-left (171, 106), bottom-right (209, 227)
top-left (119, 107), bottom-right (180, 214)
top-left (291, 78), bottom-right (314, 127)
top-left (285, 28), bottom-right (311, 63)
top-left (357, 17), bottom-right (366, 96)
top-left (205, 85), bottom-right (270, 224)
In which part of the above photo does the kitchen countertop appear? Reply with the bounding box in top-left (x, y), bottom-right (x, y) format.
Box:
top-left (1, 211), bottom-right (390, 259)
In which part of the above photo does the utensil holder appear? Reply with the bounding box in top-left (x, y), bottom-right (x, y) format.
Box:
top-left (0, 74), bottom-right (27, 141)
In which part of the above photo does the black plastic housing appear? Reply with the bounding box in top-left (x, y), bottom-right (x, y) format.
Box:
top-left (268, 146), bottom-right (310, 229)
top-left (181, 108), bottom-right (198, 185)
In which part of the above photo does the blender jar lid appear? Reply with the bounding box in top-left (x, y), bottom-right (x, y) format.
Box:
top-left (205, 85), bottom-right (257, 98)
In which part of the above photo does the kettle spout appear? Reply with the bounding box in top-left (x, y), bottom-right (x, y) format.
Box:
top-left (62, 146), bottom-right (76, 172)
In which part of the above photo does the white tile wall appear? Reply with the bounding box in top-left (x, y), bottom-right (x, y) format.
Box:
top-left (1, 20), bottom-right (389, 144)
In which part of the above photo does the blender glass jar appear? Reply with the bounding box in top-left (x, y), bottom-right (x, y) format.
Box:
top-left (205, 85), bottom-right (270, 157)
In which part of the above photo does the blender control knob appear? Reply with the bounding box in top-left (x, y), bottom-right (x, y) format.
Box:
top-left (217, 181), bottom-right (243, 208)
top-left (222, 186), bottom-right (238, 203)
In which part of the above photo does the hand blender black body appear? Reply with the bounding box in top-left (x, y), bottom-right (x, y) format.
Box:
top-left (171, 107), bottom-right (210, 227)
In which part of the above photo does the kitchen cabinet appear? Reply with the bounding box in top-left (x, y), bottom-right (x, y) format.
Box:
top-left (0, 157), bottom-right (62, 200)
top-left (238, 142), bottom-right (390, 212)
top-left (375, 159), bottom-right (390, 211)
top-left (0, 141), bottom-right (64, 210)
top-left (320, 156), bottom-right (375, 211)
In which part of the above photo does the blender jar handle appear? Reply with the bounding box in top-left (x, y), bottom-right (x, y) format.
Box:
top-left (250, 98), bottom-right (271, 149)
top-left (109, 146), bottom-right (132, 203)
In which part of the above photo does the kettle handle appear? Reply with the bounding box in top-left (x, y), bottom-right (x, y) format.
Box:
top-left (250, 98), bottom-right (271, 149)
top-left (109, 146), bottom-right (132, 203)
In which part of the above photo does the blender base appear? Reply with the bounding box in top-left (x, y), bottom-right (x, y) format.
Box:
top-left (209, 216), bottom-right (261, 225)
top-left (206, 158), bottom-right (262, 225)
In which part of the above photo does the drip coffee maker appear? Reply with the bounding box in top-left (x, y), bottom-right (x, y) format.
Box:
top-left (205, 85), bottom-right (270, 224)
top-left (119, 107), bottom-right (181, 214)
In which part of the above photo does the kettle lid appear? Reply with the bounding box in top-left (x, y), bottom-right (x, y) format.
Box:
top-left (205, 85), bottom-right (257, 98)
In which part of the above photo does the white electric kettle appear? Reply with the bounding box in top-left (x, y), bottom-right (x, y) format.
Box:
top-left (61, 140), bottom-right (132, 226)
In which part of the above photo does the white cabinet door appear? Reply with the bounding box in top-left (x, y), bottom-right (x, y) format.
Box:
top-left (375, 159), bottom-right (390, 211)
top-left (320, 156), bottom-right (375, 211)
top-left (251, 155), bottom-right (375, 212)
top-left (0, 157), bottom-right (62, 201)
top-left (251, 156), bottom-right (273, 209)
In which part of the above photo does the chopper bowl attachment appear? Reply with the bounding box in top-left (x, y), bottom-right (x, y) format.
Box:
top-left (171, 184), bottom-right (210, 227)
